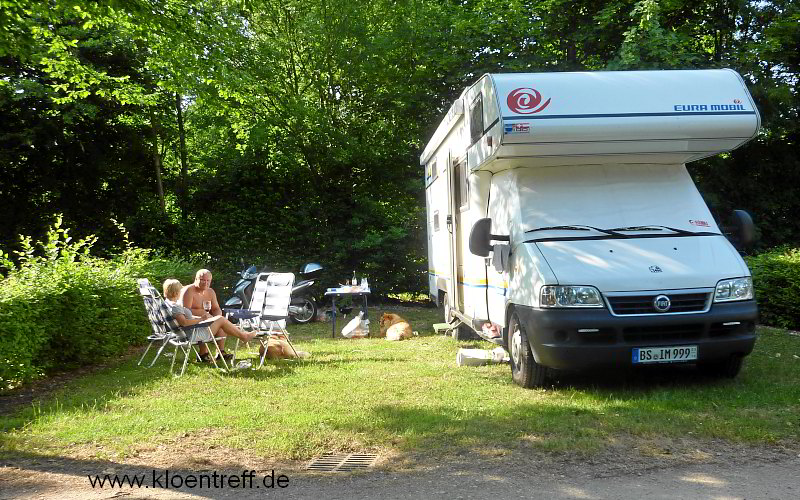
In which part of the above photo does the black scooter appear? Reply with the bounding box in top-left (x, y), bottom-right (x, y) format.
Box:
top-left (223, 262), bottom-right (323, 324)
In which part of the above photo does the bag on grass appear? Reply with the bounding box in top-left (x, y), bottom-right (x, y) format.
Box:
top-left (342, 312), bottom-right (367, 338)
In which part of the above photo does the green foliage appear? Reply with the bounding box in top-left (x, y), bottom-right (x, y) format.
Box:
top-left (0, 217), bottom-right (197, 390)
top-left (0, 0), bottom-right (798, 301)
top-left (745, 247), bottom-right (800, 330)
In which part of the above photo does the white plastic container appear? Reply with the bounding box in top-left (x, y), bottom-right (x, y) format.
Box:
top-left (456, 347), bottom-right (509, 367)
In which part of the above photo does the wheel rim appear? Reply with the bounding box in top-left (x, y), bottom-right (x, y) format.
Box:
top-left (294, 300), bottom-right (314, 322)
top-left (444, 300), bottom-right (452, 322)
top-left (510, 323), bottom-right (522, 367)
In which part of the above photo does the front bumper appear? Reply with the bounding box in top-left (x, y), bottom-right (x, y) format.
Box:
top-left (514, 301), bottom-right (757, 370)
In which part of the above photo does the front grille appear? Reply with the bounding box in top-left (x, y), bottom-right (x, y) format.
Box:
top-left (622, 324), bottom-right (703, 343)
top-left (608, 293), bottom-right (709, 315)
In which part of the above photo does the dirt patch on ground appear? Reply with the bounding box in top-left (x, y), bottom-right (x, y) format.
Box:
top-left (2, 437), bottom-right (798, 499)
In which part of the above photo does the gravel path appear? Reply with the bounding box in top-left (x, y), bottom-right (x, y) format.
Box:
top-left (2, 446), bottom-right (798, 499)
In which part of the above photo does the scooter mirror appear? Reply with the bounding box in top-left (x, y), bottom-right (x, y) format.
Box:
top-left (301, 262), bottom-right (323, 275)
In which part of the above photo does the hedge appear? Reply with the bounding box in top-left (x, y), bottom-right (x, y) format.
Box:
top-left (745, 246), bottom-right (800, 330)
top-left (0, 219), bottom-right (197, 390)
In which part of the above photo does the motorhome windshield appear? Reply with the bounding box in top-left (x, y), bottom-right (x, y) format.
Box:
top-left (517, 164), bottom-right (722, 242)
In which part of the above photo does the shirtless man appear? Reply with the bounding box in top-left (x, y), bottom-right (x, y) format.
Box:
top-left (180, 269), bottom-right (227, 359)
top-left (180, 269), bottom-right (222, 318)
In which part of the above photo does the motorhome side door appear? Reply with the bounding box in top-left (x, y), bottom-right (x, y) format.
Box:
top-left (451, 155), bottom-right (468, 312)
top-left (444, 152), bottom-right (458, 315)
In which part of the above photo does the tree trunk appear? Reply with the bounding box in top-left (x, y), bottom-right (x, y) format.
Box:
top-left (150, 116), bottom-right (166, 213)
top-left (175, 92), bottom-right (189, 220)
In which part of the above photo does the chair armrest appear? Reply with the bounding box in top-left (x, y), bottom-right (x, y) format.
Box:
top-left (224, 309), bottom-right (260, 320)
top-left (260, 314), bottom-right (289, 321)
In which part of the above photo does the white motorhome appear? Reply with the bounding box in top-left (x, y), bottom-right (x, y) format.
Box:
top-left (422, 69), bottom-right (760, 387)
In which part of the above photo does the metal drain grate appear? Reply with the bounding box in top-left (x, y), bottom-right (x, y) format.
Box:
top-left (306, 453), bottom-right (378, 472)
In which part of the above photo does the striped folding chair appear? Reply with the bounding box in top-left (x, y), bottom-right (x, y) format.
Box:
top-left (251, 272), bottom-right (299, 367)
top-left (137, 279), bottom-right (176, 368)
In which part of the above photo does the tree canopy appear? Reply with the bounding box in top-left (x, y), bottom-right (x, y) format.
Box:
top-left (1, 0), bottom-right (797, 294)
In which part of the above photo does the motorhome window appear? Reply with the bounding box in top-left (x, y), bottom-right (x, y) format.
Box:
top-left (433, 211), bottom-right (440, 231)
top-left (431, 160), bottom-right (438, 181)
top-left (454, 160), bottom-right (468, 209)
top-left (470, 96), bottom-right (484, 144)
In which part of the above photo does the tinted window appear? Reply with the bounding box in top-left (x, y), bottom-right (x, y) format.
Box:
top-left (454, 159), bottom-right (468, 209)
top-left (470, 96), bottom-right (484, 144)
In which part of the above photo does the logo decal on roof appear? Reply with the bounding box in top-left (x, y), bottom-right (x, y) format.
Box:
top-left (507, 88), bottom-right (551, 114)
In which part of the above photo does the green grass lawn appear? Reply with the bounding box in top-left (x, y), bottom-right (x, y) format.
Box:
top-left (1, 305), bottom-right (799, 463)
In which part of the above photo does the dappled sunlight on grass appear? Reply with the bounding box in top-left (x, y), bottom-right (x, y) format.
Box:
top-left (2, 312), bottom-right (798, 463)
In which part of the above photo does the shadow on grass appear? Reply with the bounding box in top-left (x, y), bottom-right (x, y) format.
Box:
top-left (355, 364), bottom-right (782, 456)
top-left (547, 362), bottom-right (734, 392)
top-left (0, 348), bottom-right (303, 432)
top-left (0, 344), bottom-right (398, 434)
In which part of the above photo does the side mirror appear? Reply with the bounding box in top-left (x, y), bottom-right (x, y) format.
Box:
top-left (731, 210), bottom-right (756, 249)
top-left (469, 218), bottom-right (510, 257)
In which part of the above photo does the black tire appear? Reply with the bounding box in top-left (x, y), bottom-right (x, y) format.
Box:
top-left (699, 354), bottom-right (744, 379)
top-left (290, 297), bottom-right (317, 324)
top-left (507, 312), bottom-right (549, 388)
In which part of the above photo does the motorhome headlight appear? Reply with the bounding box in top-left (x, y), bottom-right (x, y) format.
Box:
top-left (714, 277), bottom-right (754, 302)
top-left (540, 286), bottom-right (603, 308)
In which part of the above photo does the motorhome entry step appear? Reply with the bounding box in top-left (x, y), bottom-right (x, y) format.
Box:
top-left (306, 453), bottom-right (378, 472)
top-left (433, 323), bottom-right (453, 335)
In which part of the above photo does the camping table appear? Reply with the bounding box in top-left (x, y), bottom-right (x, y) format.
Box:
top-left (324, 287), bottom-right (371, 338)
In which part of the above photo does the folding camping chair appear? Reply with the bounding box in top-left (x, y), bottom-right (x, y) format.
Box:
top-left (137, 278), bottom-right (176, 368)
top-left (137, 279), bottom-right (230, 375)
top-left (240, 272), bottom-right (300, 367)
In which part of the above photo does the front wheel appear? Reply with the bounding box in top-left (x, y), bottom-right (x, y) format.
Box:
top-left (508, 312), bottom-right (549, 388)
top-left (290, 297), bottom-right (317, 324)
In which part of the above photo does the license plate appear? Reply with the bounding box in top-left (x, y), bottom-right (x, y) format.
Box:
top-left (632, 345), bottom-right (697, 364)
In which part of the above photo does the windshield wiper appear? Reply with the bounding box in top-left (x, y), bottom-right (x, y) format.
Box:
top-left (526, 225), bottom-right (624, 237)
top-left (608, 225), bottom-right (703, 236)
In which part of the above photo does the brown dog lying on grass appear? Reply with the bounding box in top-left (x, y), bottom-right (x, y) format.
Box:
top-left (258, 337), bottom-right (310, 359)
top-left (379, 312), bottom-right (413, 341)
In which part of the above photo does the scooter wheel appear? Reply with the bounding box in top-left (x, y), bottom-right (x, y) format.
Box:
top-left (290, 297), bottom-right (317, 324)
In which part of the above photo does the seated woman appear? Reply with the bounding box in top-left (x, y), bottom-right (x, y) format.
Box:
top-left (163, 279), bottom-right (257, 363)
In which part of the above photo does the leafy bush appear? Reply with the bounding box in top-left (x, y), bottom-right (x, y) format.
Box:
top-left (0, 217), bottom-right (197, 390)
top-left (745, 246), bottom-right (800, 330)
